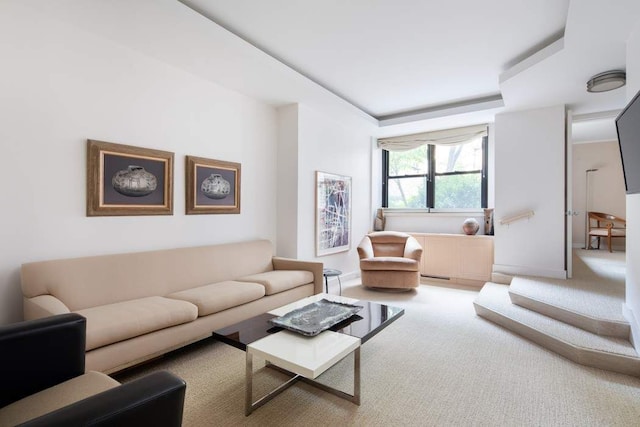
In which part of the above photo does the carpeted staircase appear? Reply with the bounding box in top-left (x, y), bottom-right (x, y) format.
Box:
top-left (474, 251), bottom-right (640, 376)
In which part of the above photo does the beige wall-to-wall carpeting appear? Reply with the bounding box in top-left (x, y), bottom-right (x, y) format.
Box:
top-left (115, 281), bottom-right (640, 426)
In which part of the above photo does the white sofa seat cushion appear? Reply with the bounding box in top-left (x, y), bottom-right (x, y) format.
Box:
top-left (237, 270), bottom-right (314, 295)
top-left (0, 371), bottom-right (119, 426)
top-left (166, 281), bottom-right (265, 317)
top-left (75, 296), bottom-right (198, 351)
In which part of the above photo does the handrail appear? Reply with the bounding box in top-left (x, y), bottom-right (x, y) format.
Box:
top-left (500, 210), bottom-right (535, 225)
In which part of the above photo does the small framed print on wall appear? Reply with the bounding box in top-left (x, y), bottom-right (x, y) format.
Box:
top-left (185, 155), bottom-right (241, 214)
top-left (315, 171), bottom-right (352, 256)
top-left (86, 140), bottom-right (174, 216)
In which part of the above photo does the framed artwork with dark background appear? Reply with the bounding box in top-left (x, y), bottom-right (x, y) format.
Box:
top-left (186, 155), bottom-right (241, 214)
top-left (86, 140), bottom-right (174, 216)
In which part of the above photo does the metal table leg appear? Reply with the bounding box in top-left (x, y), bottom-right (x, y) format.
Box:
top-left (245, 346), bottom-right (360, 416)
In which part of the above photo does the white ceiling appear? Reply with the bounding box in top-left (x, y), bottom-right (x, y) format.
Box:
top-left (179, 0), bottom-right (640, 139)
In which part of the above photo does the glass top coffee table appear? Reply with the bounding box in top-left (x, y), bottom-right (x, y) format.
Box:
top-left (213, 294), bottom-right (404, 351)
top-left (212, 294), bottom-right (404, 415)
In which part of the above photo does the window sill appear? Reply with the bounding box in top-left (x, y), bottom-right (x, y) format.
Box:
top-left (383, 208), bottom-right (485, 217)
top-left (382, 209), bottom-right (488, 234)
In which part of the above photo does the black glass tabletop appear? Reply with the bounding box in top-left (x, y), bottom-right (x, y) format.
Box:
top-left (212, 299), bottom-right (404, 351)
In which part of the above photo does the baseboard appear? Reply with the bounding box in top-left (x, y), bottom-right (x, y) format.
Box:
top-left (491, 272), bottom-right (512, 284)
top-left (623, 303), bottom-right (640, 352)
top-left (340, 271), bottom-right (360, 282)
top-left (325, 270), bottom-right (359, 284)
top-left (420, 275), bottom-right (485, 288)
top-left (493, 264), bottom-right (567, 279)
top-left (573, 242), bottom-right (626, 251)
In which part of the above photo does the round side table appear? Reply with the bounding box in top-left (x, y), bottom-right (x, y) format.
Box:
top-left (322, 268), bottom-right (342, 295)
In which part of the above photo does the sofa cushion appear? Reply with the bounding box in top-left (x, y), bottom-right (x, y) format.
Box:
top-left (0, 371), bottom-right (119, 426)
top-left (237, 270), bottom-right (314, 295)
top-left (166, 281), bottom-right (265, 317)
top-left (360, 257), bottom-right (419, 272)
top-left (75, 297), bottom-right (198, 351)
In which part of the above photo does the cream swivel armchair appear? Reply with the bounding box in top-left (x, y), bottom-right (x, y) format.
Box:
top-left (357, 231), bottom-right (423, 291)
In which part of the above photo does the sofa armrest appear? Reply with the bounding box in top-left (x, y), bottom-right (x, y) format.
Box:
top-left (272, 257), bottom-right (324, 295)
top-left (20, 371), bottom-right (186, 427)
top-left (0, 313), bottom-right (86, 408)
top-left (23, 295), bottom-right (71, 320)
top-left (404, 236), bottom-right (423, 262)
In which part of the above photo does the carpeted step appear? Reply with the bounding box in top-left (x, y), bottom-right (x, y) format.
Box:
top-left (474, 283), bottom-right (640, 377)
top-left (509, 276), bottom-right (629, 338)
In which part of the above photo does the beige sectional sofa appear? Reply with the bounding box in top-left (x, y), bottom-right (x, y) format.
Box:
top-left (21, 240), bottom-right (323, 374)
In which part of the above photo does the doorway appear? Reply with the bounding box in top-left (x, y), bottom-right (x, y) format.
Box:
top-left (570, 116), bottom-right (627, 255)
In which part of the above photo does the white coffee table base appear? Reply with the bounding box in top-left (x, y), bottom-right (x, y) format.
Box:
top-left (245, 330), bottom-right (361, 416)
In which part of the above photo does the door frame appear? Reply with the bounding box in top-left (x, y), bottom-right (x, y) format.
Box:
top-left (566, 109), bottom-right (573, 278)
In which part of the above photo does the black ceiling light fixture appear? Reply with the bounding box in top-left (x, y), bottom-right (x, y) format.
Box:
top-left (586, 70), bottom-right (626, 93)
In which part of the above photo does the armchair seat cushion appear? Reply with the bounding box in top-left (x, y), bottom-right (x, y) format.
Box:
top-left (360, 257), bottom-right (419, 272)
top-left (166, 281), bottom-right (265, 316)
top-left (76, 297), bottom-right (198, 351)
top-left (237, 270), bottom-right (314, 295)
top-left (0, 371), bottom-right (119, 426)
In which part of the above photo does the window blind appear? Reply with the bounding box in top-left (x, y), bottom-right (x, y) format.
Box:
top-left (377, 124), bottom-right (488, 151)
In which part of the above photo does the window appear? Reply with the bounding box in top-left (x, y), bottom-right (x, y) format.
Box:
top-left (383, 135), bottom-right (487, 209)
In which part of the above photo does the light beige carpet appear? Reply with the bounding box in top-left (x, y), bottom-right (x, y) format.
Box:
top-left (509, 249), bottom-right (627, 322)
top-left (115, 281), bottom-right (640, 426)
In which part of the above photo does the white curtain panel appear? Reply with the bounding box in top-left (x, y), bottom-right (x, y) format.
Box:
top-left (377, 124), bottom-right (488, 151)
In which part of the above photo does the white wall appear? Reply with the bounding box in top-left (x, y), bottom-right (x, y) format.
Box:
top-left (276, 105), bottom-right (300, 257)
top-left (572, 141), bottom-right (626, 248)
top-left (624, 21), bottom-right (640, 349)
top-left (493, 105), bottom-right (566, 278)
top-left (296, 104), bottom-right (373, 278)
top-left (0, 4), bottom-right (277, 325)
top-left (275, 104), bottom-right (373, 277)
top-left (0, 3), bottom-right (380, 325)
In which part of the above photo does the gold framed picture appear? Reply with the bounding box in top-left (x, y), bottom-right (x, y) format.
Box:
top-left (86, 140), bottom-right (174, 216)
top-left (185, 155), bottom-right (241, 215)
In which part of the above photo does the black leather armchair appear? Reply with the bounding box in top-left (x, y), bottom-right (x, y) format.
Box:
top-left (0, 313), bottom-right (186, 426)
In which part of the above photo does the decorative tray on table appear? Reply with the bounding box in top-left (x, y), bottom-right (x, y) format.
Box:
top-left (269, 299), bottom-right (363, 336)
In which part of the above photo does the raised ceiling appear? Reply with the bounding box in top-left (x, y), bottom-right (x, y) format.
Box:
top-left (179, 0), bottom-right (640, 138)
top-left (183, 0), bottom-right (569, 117)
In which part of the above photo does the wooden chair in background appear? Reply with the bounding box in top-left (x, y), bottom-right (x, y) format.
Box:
top-left (587, 212), bottom-right (626, 252)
